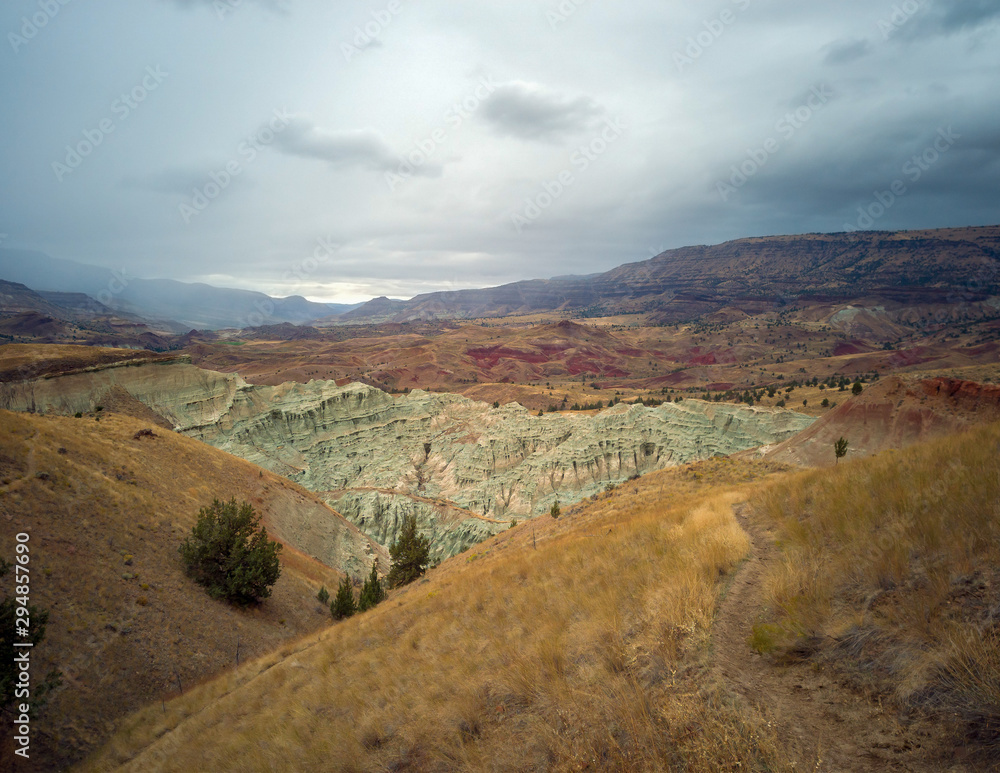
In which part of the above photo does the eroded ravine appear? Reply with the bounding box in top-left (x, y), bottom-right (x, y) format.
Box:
top-left (1, 357), bottom-right (816, 561)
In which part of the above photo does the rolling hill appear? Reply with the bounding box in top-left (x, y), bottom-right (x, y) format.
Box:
top-left (332, 226), bottom-right (1000, 323)
top-left (0, 406), bottom-right (384, 769)
top-left (0, 250), bottom-right (356, 330)
top-left (79, 421), bottom-right (1000, 772)
top-left (758, 375), bottom-right (1000, 467)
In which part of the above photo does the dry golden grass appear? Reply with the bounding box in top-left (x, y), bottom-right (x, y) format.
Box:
top-left (0, 408), bottom-right (351, 768)
top-left (81, 461), bottom-right (792, 773)
top-left (0, 343), bottom-right (175, 381)
top-left (750, 421), bottom-right (1000, 762)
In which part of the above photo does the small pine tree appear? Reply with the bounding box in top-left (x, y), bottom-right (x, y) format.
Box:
top-left (834, 436), bottom-right (849, 464)
top-left (316, 585), bottom-right (330, 605)
top-left (358, 563), bottom-right (386, 612)
top-left (852, 380), bottom-right (864, 395)
top-left (331, 576), bottom-right (356, 620)
top-left (387, 515), bottom-right (431, 589)
top-left (550, 500), bottom-right (561, 518)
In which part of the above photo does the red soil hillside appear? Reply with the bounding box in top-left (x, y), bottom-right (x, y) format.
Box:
top-left (760, 376), bottom-right (1000, 467)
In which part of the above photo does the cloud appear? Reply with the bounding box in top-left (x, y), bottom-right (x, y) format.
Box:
top-left (892, 0), bottom-right (1000, 40)
top-left (273, 119), bottom-right (442, 177)
top-left (481, 81), bottom-right (606, 142)
top-left (822, 38), bottom-right (872, 65)
top-left (932, 0), bottom-right (1000, 33)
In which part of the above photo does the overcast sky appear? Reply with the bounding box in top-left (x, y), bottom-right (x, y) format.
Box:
top-left (1, 0), bottom-right (998, 303)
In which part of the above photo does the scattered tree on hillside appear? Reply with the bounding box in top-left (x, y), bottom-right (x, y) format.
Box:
top-left (358, 563), bottom-right (386, 612)
top-left (179, 499), bottom-right (282, 605)
top-left (852, 380), bottom-right (864, 395)
top-left (331, 576), bottom-right (356, 620)
top-left (550, 500), bottom-right (561, 518)
top-left (387, 515), bottom-right (431, 589)
top-left (834, 437), bottom-right (849, 464)
top-left (316, 585), bottom-right (330, 605)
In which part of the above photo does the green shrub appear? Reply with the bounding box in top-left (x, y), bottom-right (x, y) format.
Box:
top-left (178, 499), bottom-right (282, 605)
top-left (317, 585), bottom-right (330, 605)
top-left (550, 500), bottom-right (561, 518)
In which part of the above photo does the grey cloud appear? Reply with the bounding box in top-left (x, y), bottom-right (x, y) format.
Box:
top-left (1, 1), bottom-right (997, 304)
top-left (273, 119), bottom-right (441, 178)
top-left (822, 38), bottom-right (872, 65)
top-left (932, 0), bottom-right (1000, 32)
top-left (891, 0), bottom-right (1000, 40)
top-left (481, 82), bottom-right (606, 142)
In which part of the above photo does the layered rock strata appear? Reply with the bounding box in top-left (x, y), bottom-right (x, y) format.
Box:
top-left (1, 358), bottom-right (815, 559)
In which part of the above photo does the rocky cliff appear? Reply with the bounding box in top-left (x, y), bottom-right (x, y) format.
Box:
top-left (0, 356), bottom-right (815, 560)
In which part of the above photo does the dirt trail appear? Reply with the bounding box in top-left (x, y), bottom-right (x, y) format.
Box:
top-left (712, 504), bottom-right (962, 773)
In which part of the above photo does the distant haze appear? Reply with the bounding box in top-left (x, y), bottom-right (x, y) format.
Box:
top-left (1, 0), bottom-right (997, 302)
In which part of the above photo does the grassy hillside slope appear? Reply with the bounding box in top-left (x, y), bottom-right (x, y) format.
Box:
top-left (0, 409), bottom-right (373, 769)
top-left (80, 422), bottom-right (1000, 772)
top-left (751, 421), bottom-right (1000, 766)
top-left (82, 458), bottom-right (796, 773)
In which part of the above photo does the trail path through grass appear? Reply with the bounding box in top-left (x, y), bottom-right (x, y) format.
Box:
top-left (712, 504), bottom-right (955, 772)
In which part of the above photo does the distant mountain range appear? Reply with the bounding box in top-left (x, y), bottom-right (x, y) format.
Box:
top-left (330, 226), bottom-right (1000, 323)
top-left (0, 250), bottom-right (360, 330)
top-left (3, 226), bottom-right (998, 333)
